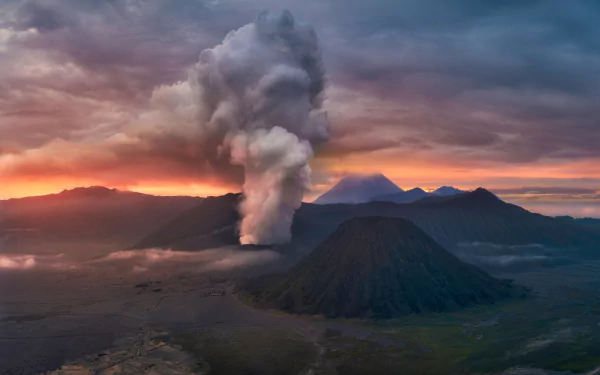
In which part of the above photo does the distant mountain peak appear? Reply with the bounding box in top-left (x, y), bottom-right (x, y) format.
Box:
top-left (59, 186), bottom-right (121, 197)
top-left (471, 187), bottom-right (500, 200)
top-left (336, 173), bottom-right (397, 185)
top-left (429, 187), bottom-right (502, 207)
top-left (314, 173), bottom-right (402, 204)
top-left (432, 186), bottom-right (466, 196)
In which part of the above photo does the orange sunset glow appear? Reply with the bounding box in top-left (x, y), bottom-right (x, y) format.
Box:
top-left (1, 0), bottom-right (599, 218)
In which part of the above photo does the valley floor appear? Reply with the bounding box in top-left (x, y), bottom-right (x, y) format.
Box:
top-left (1, 246), bottom-right (600, 375)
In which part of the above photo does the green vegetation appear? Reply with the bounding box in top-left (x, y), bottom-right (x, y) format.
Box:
top-left (175, 290), bottom-right (600, 375)
top-left (325, 295), bottom-right (600, 375)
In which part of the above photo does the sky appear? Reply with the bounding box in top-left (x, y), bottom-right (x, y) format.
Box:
top-left (0, 0), bottom-right (599, 217)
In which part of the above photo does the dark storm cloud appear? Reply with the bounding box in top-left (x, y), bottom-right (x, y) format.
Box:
top-left (315, 0), bottom-right (600, 163)
top-left (2, 0), bottom-right (600, 188)
top-left (0, 0), bottom-right (252, 184)
top-left (325, 0), bottom-right (600, 92)
top-left (16, 2), bottom-right (67, 31)
top-left (8, 1), bottom-right (213, 97)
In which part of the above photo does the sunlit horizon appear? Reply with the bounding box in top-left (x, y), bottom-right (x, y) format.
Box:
top-left (4, 178), bottom-right (599, 219)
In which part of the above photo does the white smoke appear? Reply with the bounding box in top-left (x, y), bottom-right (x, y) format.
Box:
top-left (189, 10), bottom-right (329, 244)
top-left (229, 127), bottom-right (312, 244)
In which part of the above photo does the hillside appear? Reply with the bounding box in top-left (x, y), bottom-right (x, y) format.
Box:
top-left (135, 188), bottom-right (600, 253)
top-left (133, 193), bottom-right (241, 250)
top-left (0, 187), bottom-right (202, 249)
top-left (242, 217), bottom-right (518, 318)
top-left (313, 174), bottom-right (402, 204)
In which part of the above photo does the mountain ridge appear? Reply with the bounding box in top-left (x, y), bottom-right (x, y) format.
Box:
top-left (313, 174), bottom-right (467, 205)
top-left (2, 186), bottom-right (198, 202)
top-left (432, 186), bottom-right (466, 196)
top-left (1, 186), bottom-right (203, 248)
top-left (373, 187), bottom-right (430, 204)
top-left (132, 188), bottom-right (600, 252)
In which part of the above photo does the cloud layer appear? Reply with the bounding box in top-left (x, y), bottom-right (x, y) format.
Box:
top-left (1, 0), bottom-right (600, 203)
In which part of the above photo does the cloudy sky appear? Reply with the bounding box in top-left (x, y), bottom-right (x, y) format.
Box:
top-left (1, 0), bottom-right (599, 216)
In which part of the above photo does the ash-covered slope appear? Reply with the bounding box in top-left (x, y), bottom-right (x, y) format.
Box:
top-left (243, 217), bottom-right (518, 318)
top-left (314, 174), bottom-right (402, 204)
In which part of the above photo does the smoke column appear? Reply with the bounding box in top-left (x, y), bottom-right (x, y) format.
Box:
top-left (190, 10), bottom-right (329, 244)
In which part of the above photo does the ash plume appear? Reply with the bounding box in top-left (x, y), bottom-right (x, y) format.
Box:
top-left (190, 10), bottom-right (329, 244)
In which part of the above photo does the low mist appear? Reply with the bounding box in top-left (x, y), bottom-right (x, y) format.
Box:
top-left (0, 246), bottom-right (280, 275)
top-left (90, 248), bottom-right (281, 274)
top-left (454, 242), bottom-right (576, 272)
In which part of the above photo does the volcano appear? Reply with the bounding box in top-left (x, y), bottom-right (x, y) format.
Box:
top-left (314, 174), bottom-right (403, 204)
top-left (243, 217), bottom-right (520, 318)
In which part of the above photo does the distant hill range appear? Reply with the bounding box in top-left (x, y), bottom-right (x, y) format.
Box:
top-left (313, 174), bottom-right (403, 204)
top-left (373, 187), bottom-right (430, 204)
top-left (133, 188), bottom-right (600, 252)
top-left (0, 187), bottom-right (202, 249)
top-left (432, 186), bottom-right (466, 196)
top-left (313, 174), bottom-right (466, 205)
top-left (241, 217), bottom-right (520, 318)
top-left (555, 216), bottom-right (600, 231)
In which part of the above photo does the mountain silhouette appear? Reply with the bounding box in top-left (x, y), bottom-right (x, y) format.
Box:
top-left (1, 187), bottom-right (202, 248)
top-left (372, 186), bottom-right (467, 203)
top-left (242, 217), bottom-right (519, 318)
top-left (373, 187), bottom-right (430, 203)
top-left (313, 174), bottom-right (402, 204)
top-left (134, 193), bottom-right (241, 250)
top-left (432, 186), bottom-right (466, 196)
top-left (133, 188), bottom-right (600, 252)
